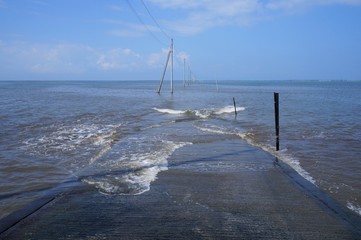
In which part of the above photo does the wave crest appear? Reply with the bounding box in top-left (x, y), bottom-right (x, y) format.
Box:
top-left (153, 105), bottom-right (245, 119)
top-left (82, 140), bottom-right (192, 195)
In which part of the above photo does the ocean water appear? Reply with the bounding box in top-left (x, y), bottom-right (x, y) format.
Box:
top-left (0, 80), bottom-right (360, 219)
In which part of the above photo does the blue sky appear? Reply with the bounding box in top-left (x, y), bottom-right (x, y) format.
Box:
top-left (1, 0), bottom-right (361, 81)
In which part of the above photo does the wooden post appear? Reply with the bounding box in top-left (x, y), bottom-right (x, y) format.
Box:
top-left (233, 97), bottom-right (237, 115)
top-left (274, 92), bottom-right (280, 151)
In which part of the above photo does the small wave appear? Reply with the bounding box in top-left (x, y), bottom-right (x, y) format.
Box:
top-left (214, 105), bottom-right (246, 115)
top-left (82, 140), bottom-right (192, 195)
top-left (347, 201), bottom-right (361, 216)
top-left (194, 124), bottom-right (248, 141)
top-left (153, 105), bottom-right (245, 119)
top-left (153, 108), bottom-right (187, 115)
top-left (22, 123), bottom-right (121, 160)
top-left (194, 124), bottom-right (315, 185)
top-left (193, 110), bottom-right (209, 119)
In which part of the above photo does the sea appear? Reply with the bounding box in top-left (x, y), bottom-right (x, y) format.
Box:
top-left (0, 80), bottom-right (360, 220)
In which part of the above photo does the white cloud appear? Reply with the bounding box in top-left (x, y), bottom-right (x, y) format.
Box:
top-left (176, 51), bottom-right (189, 61)
top-left (96, 48), bottom-right (141, 70)
top-left (147, 48), bottom-right (169, 67)
top-left (0, 41), bottom-right (94, 74)
top-left (266, 0), bottom-right (361, 11)
top-left (148, 0), bottom-right (361, 35)
top-left (27, 44), bottom-right (96, 74)
top-left (147, 48), bottom-right (190, 71)
top-left (0, 40), bottom-right (170, 76)
top-left (150, 0), bottom-right (261, 34)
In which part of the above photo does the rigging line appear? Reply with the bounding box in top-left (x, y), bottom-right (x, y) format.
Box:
top-left (140, 0), bottom-right (171, 40)
top-left (125, 0), bottom-right (167, 46)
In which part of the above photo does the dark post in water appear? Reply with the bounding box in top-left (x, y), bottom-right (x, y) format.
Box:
top-left (233, 97), bottom-right (237, 115)
top-left (274, 92), bottom-right (280, 151)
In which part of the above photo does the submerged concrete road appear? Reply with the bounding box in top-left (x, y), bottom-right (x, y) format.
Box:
top-left (1, 140), bottom-right (361, 239)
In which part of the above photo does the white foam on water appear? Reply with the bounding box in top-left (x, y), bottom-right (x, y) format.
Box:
top-left (194, 124), bottom-right (248, 141)
top-left (153, 105), bottom-right (245, 119)
top-left (22, 123), bottom-right (121, 172)
top-left (347, 201), bottom-right (361, 216)
top-left (193, 110), bottom-right (210, 119)
top-left (214, 105), bottom-right (246, 115)
top-left (82, 140), bottom-right (192, 195)
top-left (266, 146), bottom-right (316, 185)
top-left (153, 108), bottom-right (187, 115)
top-left (23, 123), bottom-right (121, 157)
top-left (194, 124), bottom-right (315, 185)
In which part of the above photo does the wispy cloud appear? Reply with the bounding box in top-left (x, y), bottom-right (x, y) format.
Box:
top-left (97, 48), bottom-right (141, 70)
top-left (12, 43), bottom-right (95, 74)
top-left (147, 47), bottom-right (190, 70)
top-left (149, 0), bottom-right (262, 34)
top-left (266, 0), bottom-right (361, 11)
top-left (147, 48), bottom-right (169, 67)
top-left (176, 51), bottom-right (189, 61)
top-left (0, 40), bottom-right (182, 77)
top-left (0, 41), bottom-right (92, 74)
top-left (148, 0), bottom-right (361, 35)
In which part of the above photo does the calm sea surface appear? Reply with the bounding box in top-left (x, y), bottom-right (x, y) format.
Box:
top-left (0, 80), bottom-right (360, 219)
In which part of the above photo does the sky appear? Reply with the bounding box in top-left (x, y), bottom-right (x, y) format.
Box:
top-left (0, 0), bottom-right (361, 81)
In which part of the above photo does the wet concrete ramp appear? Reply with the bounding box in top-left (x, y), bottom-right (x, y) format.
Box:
top-left (1, 140), bottom-right (361, 239)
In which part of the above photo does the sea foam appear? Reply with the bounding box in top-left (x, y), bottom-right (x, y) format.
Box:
top-left (194, 124), bottom-right (315, 185)
top-left (347, 201), bottom-right (361, 216)
top-left (82, 140), bottom-right (192, 195)
top-left (153, 105), bottom-right (245, 119)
